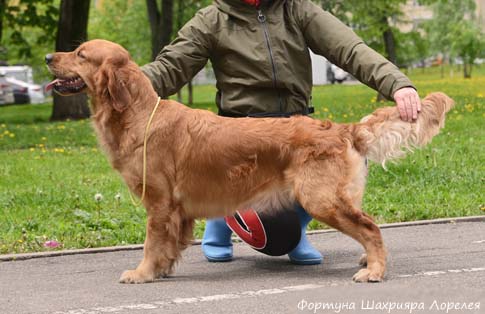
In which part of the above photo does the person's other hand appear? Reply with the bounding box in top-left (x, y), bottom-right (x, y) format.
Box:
top-left (393, 87), bottom-right (421, 122)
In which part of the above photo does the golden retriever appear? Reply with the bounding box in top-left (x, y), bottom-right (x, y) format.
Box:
top-left (46, 39), bottom-right (454, 284)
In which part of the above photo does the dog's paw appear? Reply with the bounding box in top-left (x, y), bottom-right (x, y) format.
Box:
top-left (358, 254), bottom-right (367, 267)
top-left (119, 269), bottom-right (156, 284)
top-left (352, 268), bottom-right (383, 283)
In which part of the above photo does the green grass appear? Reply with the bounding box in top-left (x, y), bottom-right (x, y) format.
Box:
top-left (1, 66), bottom-right (484, 254)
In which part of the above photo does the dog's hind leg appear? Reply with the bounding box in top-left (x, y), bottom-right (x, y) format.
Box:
top-left (119, 201), bottom-right (192, 284)
top-left (304, 199), bottom-right (386, 282)
top-left (295, 160), bottom-right (386, 283)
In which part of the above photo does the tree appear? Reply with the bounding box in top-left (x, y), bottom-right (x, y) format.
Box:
top-left (0, 0), bottom-right (58, 66)
top-left (0, 0), bottom-right (5, 43)
top-left (348, 1), bottom-right (407, 66)
top-left (146, 0), bottom-right (211, 105)
top-left (173, 0), bottom-right (210, 105)
top-left (425, 0), bottom-right (483, 78)
top-left (88, 0), bottom-right (151, 65)
top-left (450, 20), bottom-right (485, 78)
top-left (146, 0), bottom-right (174, 61)
top-left (395, 30), bottom-right (430, 71)
top-left (326, 0), bottom-right (407, 100)
top-left (50, 0), bottom-right (90, 121)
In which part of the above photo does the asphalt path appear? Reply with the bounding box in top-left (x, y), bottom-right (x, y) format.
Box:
top-left (1, 219), bottom-right (484, 314)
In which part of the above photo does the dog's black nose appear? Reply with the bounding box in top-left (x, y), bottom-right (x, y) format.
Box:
top-left (45, 54), bottom-right (54, 65)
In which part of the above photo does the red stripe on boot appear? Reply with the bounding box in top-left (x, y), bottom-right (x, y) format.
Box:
top-left (225, 209), bottom-right (267, 250)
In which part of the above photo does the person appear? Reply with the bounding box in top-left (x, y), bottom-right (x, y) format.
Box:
top-left (141, 0), bottom-right (421, 265)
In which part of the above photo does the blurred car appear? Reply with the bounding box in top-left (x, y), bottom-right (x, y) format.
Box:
top-left (0, 73), bottom-right (15, 105)
top-left (11, 83), bottom-right (30, 104)
top-left (329, 64), bottom-right (350, 84)
top-left (5, 77), bottom-right (45, 104)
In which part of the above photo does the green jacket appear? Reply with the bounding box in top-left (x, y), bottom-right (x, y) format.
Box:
top-left (141, 0), bottom-right (415, 116)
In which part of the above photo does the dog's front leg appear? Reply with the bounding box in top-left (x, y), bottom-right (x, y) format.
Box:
top-left (119, 202), bottom-right (190, 284)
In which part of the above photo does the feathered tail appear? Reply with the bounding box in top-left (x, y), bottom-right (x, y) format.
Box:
top-left (353, 92), bottom-right (455, 167)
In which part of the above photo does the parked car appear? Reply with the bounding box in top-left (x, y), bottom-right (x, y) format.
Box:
top-left (329, 64), bottom-right (350, 84)
top-left (5, 77), bottom-right (45, 104)
top-left (0, 73), bottom-right (15, 105)
top-left (0, 65), bottom-right (34, 84)
top-left (11, 83), bottom-right (30, 104)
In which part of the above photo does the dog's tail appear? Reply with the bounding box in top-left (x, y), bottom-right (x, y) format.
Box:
top-left (353, 92), bottom-right (454, 168)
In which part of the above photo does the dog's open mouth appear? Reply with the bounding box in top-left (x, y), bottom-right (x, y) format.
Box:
top-left (45, 76), bottom-right (86, 95)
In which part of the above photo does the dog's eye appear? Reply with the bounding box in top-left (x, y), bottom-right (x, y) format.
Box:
top-left (77, 51), bottom-right (86, 59)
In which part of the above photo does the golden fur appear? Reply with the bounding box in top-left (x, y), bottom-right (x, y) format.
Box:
top-left (47, 39), bottom-right (454, 284)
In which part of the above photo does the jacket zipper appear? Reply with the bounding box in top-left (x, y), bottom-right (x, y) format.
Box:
top-left (257, 9), bottom-right (283, 112)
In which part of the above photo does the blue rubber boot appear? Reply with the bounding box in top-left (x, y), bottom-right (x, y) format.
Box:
top-left (202, 218), bottom-right (233, 262)
top-left (288, 205), bottom-right (323, 265)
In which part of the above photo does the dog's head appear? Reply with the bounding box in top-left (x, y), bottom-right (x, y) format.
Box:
top-left (46, 39), bottom-right (132, 112)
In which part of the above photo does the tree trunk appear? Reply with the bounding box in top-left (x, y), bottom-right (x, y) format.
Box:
top-left (377, 21), bottom-right (397, 102)
top-left (146, 0), bottom-right (173, 61)
top-left (188, 80), bottom-right (193, 105)
top-left (146, 0), bottom-right (161, 61)
top-left (464, 62), bottom-right (471, 78)
top-left (161, 0), bottom-right (173, 48)
top-left (0, 0), bottom-right (5, 43)
top-left (50, 0), bottom-right (91, 121)
top-left (383, 28), bottom-right (397, 65)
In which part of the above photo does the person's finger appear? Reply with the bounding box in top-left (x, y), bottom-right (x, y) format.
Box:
top-left (416, 94), bottom-right (422, 112)
top-left (404, 95), bottom-right (413, 122)
top-left (411, 94), bottom-right (418, 120)
top-left (397, 98), bottom-right (407, 121)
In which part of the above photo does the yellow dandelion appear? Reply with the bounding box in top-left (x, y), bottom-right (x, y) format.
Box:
top-left (323, 108), bottom-right (329, 112)
top-left (41, 137), bottom-right (47, 141)
top-left (9, 133), bottom-right (15, 138)
top-left (29, 148), bottom-right (35, 152)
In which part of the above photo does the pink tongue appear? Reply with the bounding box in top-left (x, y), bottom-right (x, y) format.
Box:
top-left (45, 79), bottom-right (61, 92)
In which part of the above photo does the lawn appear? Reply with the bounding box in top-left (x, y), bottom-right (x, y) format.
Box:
top-left (1, 66), bottom-right (484, 254)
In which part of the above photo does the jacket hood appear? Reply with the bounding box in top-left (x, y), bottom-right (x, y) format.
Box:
top-left (214, 0), bottom-right (281, 21)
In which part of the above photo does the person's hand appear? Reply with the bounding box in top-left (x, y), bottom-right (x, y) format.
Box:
top-left (393, 87), bottom-right (421, 122)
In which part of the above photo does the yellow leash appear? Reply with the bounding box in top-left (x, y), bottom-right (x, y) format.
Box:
top-left (129, 96), bottom-right (161, 207)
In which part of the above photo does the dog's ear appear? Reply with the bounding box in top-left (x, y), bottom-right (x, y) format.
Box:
top-left (95, 56), bottom-right (131, 112)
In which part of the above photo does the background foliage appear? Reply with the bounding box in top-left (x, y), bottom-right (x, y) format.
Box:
top-left (0, 0), bottom-right (484, 253)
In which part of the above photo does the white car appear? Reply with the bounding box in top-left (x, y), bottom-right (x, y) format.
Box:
top-left (329, 64), bottom-right (350, 84)
top-left (5, 77), bottom-right (45, 104)
top-left (0, 74), bottom-right (15, 105)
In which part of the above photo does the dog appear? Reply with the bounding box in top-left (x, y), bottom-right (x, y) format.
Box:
top-left (46, 39), bottom-right (454, 284)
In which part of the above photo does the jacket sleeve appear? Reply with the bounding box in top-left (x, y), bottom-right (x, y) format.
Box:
top-left (140, 10), bottom-right (214, 98)
top-left (294, 0), bottom-right (415, 100)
